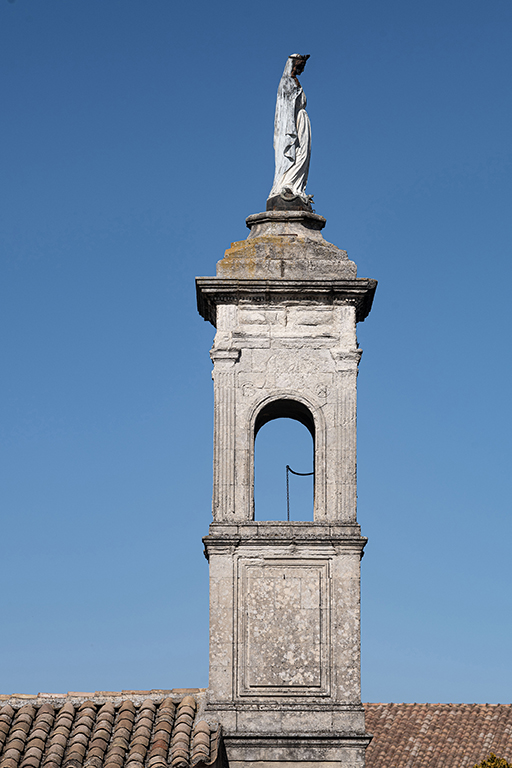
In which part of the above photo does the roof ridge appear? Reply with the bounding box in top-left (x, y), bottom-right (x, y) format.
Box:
top-left (0, 691), bottom-right (207, 708)
top-left (0, 690), bottom-right (206, 700)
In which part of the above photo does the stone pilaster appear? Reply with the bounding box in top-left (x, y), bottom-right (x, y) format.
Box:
top-left (211, 347), bottom-right (240, 521)
top-left (332, 346), bottom-right (363, 523)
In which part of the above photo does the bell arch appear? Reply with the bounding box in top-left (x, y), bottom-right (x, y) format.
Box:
top-left (249, 392), bottom-right (326, 521)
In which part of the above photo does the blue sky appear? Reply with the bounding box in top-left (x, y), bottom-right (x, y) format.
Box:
top-left (1, 0), bottom-right (511, 703)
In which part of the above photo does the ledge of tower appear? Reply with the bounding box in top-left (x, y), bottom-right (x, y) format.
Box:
top-left (215, 210), bottom-right (358, 280)
top-left (195, 276), bottom-right (377, 327)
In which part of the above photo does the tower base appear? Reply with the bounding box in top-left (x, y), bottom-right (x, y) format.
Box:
top-left (223, 730), bottom-right (371, 768)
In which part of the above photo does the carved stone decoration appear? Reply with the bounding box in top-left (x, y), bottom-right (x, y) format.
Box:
top-left (268, 54), bottom-right (312, 212)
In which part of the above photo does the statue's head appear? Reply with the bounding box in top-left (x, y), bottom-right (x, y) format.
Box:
top-left (290, 54), bottom-right (310, 78)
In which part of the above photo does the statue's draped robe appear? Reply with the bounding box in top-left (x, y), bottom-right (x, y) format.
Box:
top-left (269, 57), bottom-right (311, 200)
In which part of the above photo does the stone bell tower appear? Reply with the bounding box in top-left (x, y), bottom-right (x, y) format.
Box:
top-left (196, 56), bottom-right (376, 768)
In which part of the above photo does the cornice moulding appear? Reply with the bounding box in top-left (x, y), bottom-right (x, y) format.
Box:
top-left (196, 278), bottom-right (377, 326)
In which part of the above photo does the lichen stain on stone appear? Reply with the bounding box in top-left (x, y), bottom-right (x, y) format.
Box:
top-left (226, 236), bottom-right (299, 259)
top-left (219, 236), bottom-right (299, 278)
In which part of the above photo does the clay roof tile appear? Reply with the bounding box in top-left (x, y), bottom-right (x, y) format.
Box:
top-left (0, 693), bottom-right (219, 768)
top-left (365, 703), bottom-right (512, 768)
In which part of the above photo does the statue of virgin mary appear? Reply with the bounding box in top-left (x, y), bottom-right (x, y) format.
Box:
top-left (268, 54), bottom-right (312, 210)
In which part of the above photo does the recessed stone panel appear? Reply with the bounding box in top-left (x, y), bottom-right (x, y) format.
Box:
top-left (237, 558), bottom-right (331, 697)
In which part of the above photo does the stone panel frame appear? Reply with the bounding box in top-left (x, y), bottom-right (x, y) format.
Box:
top-left (249, 392), bottom-right (326, 522)
top-left (235, 556), bottom-right (332, 699)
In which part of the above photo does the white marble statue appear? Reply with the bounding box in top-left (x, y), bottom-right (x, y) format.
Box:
top-left (268, 54), bottom-right (311, 205)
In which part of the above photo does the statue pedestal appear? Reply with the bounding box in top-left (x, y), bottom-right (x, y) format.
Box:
top-left (266, 191), bottom-right (313, 212)
top-left (209, 210), bottom-right (359, 282)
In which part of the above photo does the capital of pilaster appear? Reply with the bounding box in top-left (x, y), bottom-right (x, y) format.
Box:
top-left (210, 346), bottom-right (241, 364)
top-left (331, 348), bottom-right (363, 372)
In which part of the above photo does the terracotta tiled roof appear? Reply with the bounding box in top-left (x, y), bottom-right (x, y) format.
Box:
top-left (2, 694), bottom-right (511, 768)
top-left (0, 692), bottom-right (224, 768)
top-left (365, 703), bottom-right (512, 768)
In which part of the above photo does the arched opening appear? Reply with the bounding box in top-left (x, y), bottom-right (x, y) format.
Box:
top-left (254, 400), bottom-right (315, 522)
